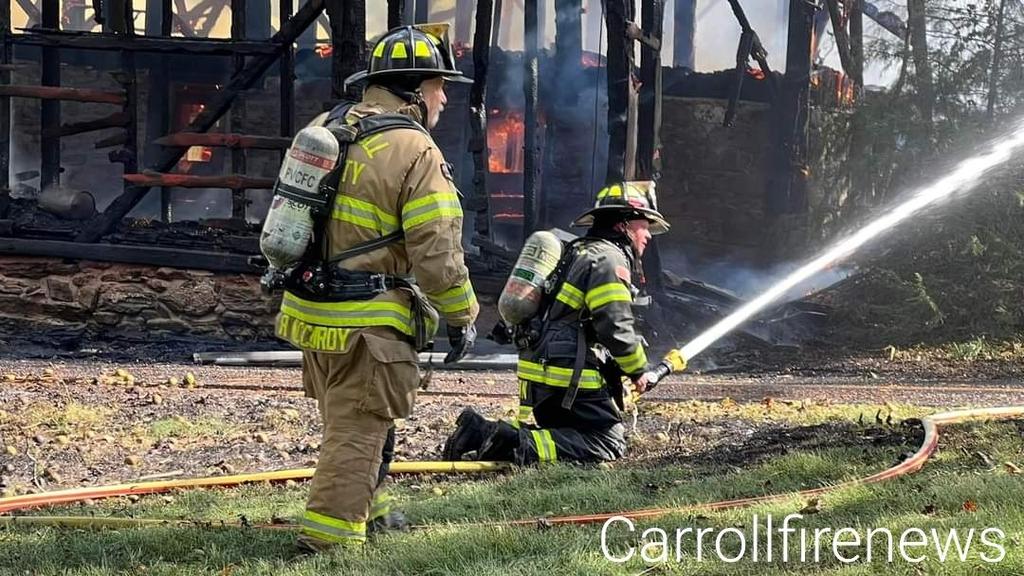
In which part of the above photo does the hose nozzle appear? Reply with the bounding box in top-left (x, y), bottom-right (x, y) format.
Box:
top-left (643, 349), bottom-right (687, 391)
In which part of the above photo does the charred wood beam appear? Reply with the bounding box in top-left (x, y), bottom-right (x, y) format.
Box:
top-left (121, 0), bottom-right (140, 208)
top-left (0, 238), bottom-right (263, 274)
top-left (823, 0), bottom-right (855, 82)
top-left (123, 172), bottom-right (275, 189)
top-left (723, 0), bottom-right (776, 127)
top-left (0, 84), bottom-right (127, 104)
top-left (231, 0), bottom-right (247, 221)
top-left (522, 0), bottom-right (539, 238)
top-left (155, 132), bottom-right (292, 149)
top-left (42, 112), bottom-right (129, 138)
top-left (151, 0), bottom-right (173, 223)
top-left (279, 0), bottom-right (294, 143)
top-left (468, 0), bottom-right (492, 238)
top-left (849, 0), bottom-right (863, 89)
top-left (638, 0), bottom-right (665, 295)
top-left (12, 30), bottom-right (281, 54)
top-left (388, 0), bottom-right (405, 28)
top-left (14, 0), bottom-right (40, 27)
top-left (604, 0), bottom-right (632, 183)
top-left (1, 0), bottom-right (11, 194)
top-left (41, 0), bottom-right (60, 193)
top-left (327, 0), bottom-right (366, 101)
top-left (75, 0), bottom-right (326, 243)
top-left (768, 0), bottom-right (816, 216)
top-left (625, 20), bottom-right (660, 51)
top-left (673, 0), bottom-right (695, 69)
top-left (172, 0), bottom-right (197, 36)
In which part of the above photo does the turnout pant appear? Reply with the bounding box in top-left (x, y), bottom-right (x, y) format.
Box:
top-left (481, 379), bottom-right (627, 465)
top-left (299, 328), bottom-right (420, 547)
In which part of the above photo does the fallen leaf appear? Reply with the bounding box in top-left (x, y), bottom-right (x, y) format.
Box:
top-left (167, 377), bottom-right (179, 387)
top-left (151, 394), bottom-right (163, 406)
top-left (962, 500), bottom-right (978, 512)
top-left (4, 445), bottom-right (17, 456)
top-left (431, 487), bottom-right (444, 496)
top-left (184, 372), bottom-right (197, 387)
top-left (1004, 462), bottom-right (1021, 475)
top-left (799, 498), bottom-right (821, 515)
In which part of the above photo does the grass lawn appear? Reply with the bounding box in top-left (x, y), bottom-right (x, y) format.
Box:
top-left (1, 405), bottom-right (1022, 575)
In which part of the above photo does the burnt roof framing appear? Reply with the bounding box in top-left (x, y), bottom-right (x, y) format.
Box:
top-left (0, 0), bottom-right (325, 265)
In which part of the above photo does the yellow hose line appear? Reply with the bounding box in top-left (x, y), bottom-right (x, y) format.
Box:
top-left (0, 515), bottom-right (297, 530)
top-left (0, 461), bottom-right (509, 514)
top-left (2, 406), bottom-right (1022, 532)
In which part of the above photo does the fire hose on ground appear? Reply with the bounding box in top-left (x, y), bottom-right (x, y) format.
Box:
top-left (1, 405), bottom-right (1022, 532)
top-left (7, 121), bottom-right (1024, 536)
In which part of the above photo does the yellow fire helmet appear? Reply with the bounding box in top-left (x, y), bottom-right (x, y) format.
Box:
top-left (344, 23), bottom-right (472, 90)
top-left (571, 181), bottom-right (670, 235)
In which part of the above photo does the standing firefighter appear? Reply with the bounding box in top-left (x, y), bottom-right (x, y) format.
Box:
top-left (443, 181), bottom-right (669, 464)
top-left (268, 24), bottom-right (479, 552)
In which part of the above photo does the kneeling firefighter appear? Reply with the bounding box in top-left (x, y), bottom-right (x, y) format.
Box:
top-left (261, 24), bottom-right (479, 552)
top-left (443, 181), bottom-right (670, 465)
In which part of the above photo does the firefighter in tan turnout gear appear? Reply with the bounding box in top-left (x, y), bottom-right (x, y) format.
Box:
top-left (443, 181), bottom-right (668, 465)
top-left (267, 24), bottom-right (479, 551)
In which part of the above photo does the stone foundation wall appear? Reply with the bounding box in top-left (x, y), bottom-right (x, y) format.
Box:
top-left (0, 256), bottom-right (279, 347)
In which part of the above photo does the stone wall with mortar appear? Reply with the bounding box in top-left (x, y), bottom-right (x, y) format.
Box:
top-left (0, 257), bottom-right (279, 349)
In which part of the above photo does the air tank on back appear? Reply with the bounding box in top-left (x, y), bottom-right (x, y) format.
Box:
top-left (498, 230), bottom-right (563, 325)
top-left (259, 126), bottom-right (340, 290)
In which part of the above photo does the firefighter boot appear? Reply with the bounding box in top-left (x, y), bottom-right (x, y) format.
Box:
top-left (442, 407), bottom-right (497, 460)
top-left (477, 420), bottom-right (521, 462)
top-left (367, 493), bottom-right (410, 535)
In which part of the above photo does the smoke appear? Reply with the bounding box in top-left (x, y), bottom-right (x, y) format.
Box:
top-left (659, 248), bottom-right (851, 302)
top-left (688, 260), bottom-right (852, 301)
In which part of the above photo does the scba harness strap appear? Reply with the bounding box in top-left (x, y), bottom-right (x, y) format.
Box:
top-left (288, 102), bottom-right (429, 301)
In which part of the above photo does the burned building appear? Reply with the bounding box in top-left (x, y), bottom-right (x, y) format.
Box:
top-left (0, 0), bottom-right (863, 352)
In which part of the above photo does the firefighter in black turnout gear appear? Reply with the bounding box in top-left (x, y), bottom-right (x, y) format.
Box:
top-left (443, 181), bottom-right (670, 464)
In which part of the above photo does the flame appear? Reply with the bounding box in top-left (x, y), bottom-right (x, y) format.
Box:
top-left (581, 52), bottom-right (602, 68)
top-left (173, 103), bottom-right (213, 172)
top-left (487, 111), bottom-right (525, 174)
top-left (316, 44), bottom-right (333, 59)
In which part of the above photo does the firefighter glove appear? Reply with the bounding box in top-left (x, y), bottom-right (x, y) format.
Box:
top-left (443, 324), bottom-right (477, 364)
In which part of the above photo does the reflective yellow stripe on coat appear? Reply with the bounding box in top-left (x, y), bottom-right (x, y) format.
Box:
top-left (277, 291), bottom-right (430, 352)
top-left (402, 191), bottom-right (463, 230)
top-left (517, 360), bottom-right (603, 390)
top-left (613, 345), bottom-right (648, 374)
top-left (584, 282), bottom-right (632, 311)
top-left (426, 279), bottom-right (477, 315)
